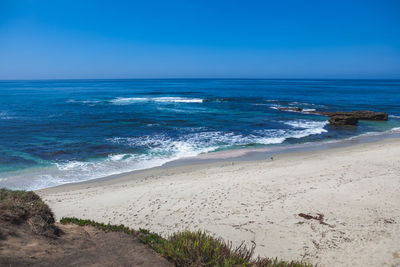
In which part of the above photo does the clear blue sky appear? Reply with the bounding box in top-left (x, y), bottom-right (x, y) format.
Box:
top-left (1, 0), bottom-right (399, 79)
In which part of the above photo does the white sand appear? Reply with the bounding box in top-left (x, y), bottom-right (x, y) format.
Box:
top-left (38, 138), bottom-right (400, 267)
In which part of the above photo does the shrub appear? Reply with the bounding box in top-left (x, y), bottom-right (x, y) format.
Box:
top-left (159, 230), bottom-right (253, 266)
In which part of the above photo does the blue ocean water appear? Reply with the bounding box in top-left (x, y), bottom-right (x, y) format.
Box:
top-left (0, 79), bottom-right (399, 190)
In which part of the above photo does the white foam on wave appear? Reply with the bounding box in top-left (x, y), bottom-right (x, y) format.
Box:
top-left (43, 134), bottom-right (221, 189)
top-left (154, 97), bottom-right (203, 103)
top-left (283, 119), bottom-right (328, 129)
top-left (49, 122), bottom-right (329, 189)
top-left (109, 133), bottom-right (219, 157)
top-left (109, 97), bottom-right (148, 104)
top-left (254, 136), bottom-right (287, 144)
top-left (28, 155), bottom-right (167, 190)
top-left (268, 99), bottom-right (327, 112)
top-left (390, 115), bottom-right (400, 119)
top-left (270, 105), bottom-right (317, 113)
top-left (269, 105), bottom-right (281, 110)
top-left (110, 97), bottom-right (203, 105)
top-left (0, 111), bottom-right (12, 120)
top-left (290, 101), bottom-right (327, 108)
top-left (256, 120), bottom-right (328, 142)
top-left (289, 127), bottom-right (327, 139)
top-left (110, 122), bottom-right (327, 159)
top-left (66, 99), bottom-right (101, 105)
top-left (12, 120), bottom-right (329, 190)
top-left (269, 105), bottom-right (304, 112)
top-left (279, 119), bottom-right (328, 139)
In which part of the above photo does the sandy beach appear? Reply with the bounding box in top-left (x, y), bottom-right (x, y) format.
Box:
top-left (38, 138), bottom-right (400, 267)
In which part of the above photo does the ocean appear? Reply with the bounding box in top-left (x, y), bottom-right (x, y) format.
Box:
top-left (1, 79), bottom-right (399, 190)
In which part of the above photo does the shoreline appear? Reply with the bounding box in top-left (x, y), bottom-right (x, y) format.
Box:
top-left (38, 137), bottom-right (400, 266)
top-left (35, 127), bottom-right (400, 190)
top-left (1, 125), bottom-right (399, 191)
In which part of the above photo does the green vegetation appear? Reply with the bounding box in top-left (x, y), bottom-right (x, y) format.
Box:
top-left (60, 217), bottom-right (312, 267)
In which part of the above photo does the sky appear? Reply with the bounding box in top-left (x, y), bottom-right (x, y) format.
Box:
top-left (0, 0), bottom-right (400, 79)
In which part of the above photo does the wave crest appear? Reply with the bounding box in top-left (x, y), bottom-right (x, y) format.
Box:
top-left (110, 97), bottom-right (203, 105)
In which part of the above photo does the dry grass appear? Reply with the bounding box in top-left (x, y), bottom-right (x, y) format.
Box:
top-left (0, 188), bottom-right (61, 238)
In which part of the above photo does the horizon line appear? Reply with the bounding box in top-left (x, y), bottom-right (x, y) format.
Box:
top-left (1, 77), bottom-right (400, 82)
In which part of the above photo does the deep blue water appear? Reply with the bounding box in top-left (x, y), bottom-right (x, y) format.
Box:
top-left (1, 79), bottom-right (399, 190)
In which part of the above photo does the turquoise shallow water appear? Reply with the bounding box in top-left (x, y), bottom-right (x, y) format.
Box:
top-left (0, 79), bottom-right (399, 190)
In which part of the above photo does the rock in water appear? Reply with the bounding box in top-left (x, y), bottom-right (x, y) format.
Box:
top-left (276, 107), bottom-right (388, 126)
top-left (277, 107), bottom-right (303, 112)
top-left (309, 110), bottom-right (388, 121)
top-left (349, 111), bottom-right (388, 121)
top-left (328, 115), bottom-right (358, 125)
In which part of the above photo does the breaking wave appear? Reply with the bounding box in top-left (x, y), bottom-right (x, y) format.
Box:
top-left (10, 121), bottom-right (329, 190)
top-left (46, 122), bottom-right (327, 187)
top-left (110, 97), bottom-right (203, 105)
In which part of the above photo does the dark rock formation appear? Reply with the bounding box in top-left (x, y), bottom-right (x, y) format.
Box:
top-left (346, 111), bottom-right (388, 121)
top-left (309, 110), bottom-right (388, 121)
top-left (277, 107), bottom-right (303, 112)
top-left (328, 115), bottom-right (358, 126)
top-left (276, 107), bottom-right (388, 126)
top-left (306, 110), bottom-right (388, 126)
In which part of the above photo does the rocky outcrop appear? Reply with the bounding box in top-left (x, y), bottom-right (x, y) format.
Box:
top-left (277, 107), bottom-right (303, 112)
top-left (328, 115), bottom-right (359, 126)
top-left (309, 110), bottom-right (388, 121)
top-left (276, 107), bottom-right (388, 126)
top-left (345, 111), bottom-right (388, 121)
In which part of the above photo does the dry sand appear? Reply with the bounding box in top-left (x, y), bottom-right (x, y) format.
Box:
top-left (38, 138), bottom-right (400, 267)
top-left (1, 223), bottom-right (171, 267)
